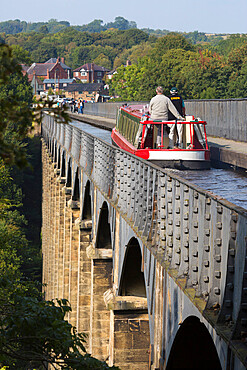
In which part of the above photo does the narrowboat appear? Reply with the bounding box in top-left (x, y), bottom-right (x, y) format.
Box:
top-left (111, 104), bottom-right (210, 170)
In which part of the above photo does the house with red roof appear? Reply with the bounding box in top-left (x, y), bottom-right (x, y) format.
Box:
top-left (73, 63), bottom-right (109, 84)
top-left (27, 60), bottom-right (69, 80)
top-left (21, 57), bottom-right (74, 94)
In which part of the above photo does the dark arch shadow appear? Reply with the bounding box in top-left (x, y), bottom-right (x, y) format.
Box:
top-left (61, 152), bottom-right (66, 178)
top-left (72, 168), bottom-right (80, 201)
top-left (119, 238), bottom-right (146, 297)
top-left (166, 316), bottom-right (222, 370)
top-left (66, 159), bottom-right (72, 188)
top-left (57, 149), bottom-right (61, 169)
top-left (95, 201), bottom-right (111, 249)
top-left (82, 181), bottom-right (92, 220)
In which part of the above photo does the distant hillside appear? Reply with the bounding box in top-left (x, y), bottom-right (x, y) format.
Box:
top-left (0, 17), bottom-right (232, 45)
top-left (0, 17), bottom-right (137, 35)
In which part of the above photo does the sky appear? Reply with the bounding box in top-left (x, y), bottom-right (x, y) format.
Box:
top-left (0, 0), bottom-right (247, 34)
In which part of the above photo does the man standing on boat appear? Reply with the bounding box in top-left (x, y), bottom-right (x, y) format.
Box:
top-left (168, 87), bottom-right (185, 148)
top-left (149, 86), bottom-right (184, 148)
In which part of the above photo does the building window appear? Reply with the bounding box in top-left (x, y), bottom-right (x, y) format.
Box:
top-left (63, 83), bottom-right (67, 87)
top-left (47, 83), bottom-right (51, 87)
top-left (76, 72), bottom-right (79, 77)
top-left (81, 72), bottom-right (87, 76)
top-left (97, 72), bottom-right (102, 76)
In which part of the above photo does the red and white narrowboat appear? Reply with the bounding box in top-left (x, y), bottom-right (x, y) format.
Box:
top-left (111, 104), bottom-right (210, 170)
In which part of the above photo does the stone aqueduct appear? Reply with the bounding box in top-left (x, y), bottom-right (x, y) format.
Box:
top-left (42, 113), bottom-right (247, 370)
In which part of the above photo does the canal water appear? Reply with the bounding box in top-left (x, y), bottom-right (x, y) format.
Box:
top-left (172, 168), bottom-right (247, 210)
top-left (71, 120), bottom-right (247, 210)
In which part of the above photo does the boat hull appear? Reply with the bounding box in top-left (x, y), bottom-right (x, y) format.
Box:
top-left (111, 128), bottom-right (210, 170)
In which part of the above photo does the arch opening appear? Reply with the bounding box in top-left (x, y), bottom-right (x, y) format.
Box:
top-left (82, 181), bottom-right (92, 220)
top-left (95, 202), bottom-right (111, 249)
top-left (119, 238), bottom-right (146, 297)
top-left (57, 149), bottom-right (61, 169)
top-left (72, 169), bottom-right (80, 201)
top-left (66, 159), bottom-right (72, 188)
top-left (166, 316), bottom-right (222, 370)
top-left (61, 153), bottom-right (66, 178)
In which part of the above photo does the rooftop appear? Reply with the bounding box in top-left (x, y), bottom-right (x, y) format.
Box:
top-left (73, 63), bottom-right (110, 72)
top-left (63, 82), bottom-right (104, 92)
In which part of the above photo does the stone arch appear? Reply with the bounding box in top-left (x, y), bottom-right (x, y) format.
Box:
top-left (82, 181), bottom-right (92, 220)
top-left (95, 201), bottom-right (111, 249)
top-left (72, 167), bottom-right (80, 201)
top-left (53, 143), bottom-right (57, 163)
top-left (61, 151), bottom-right (66, 178)
top-left (119, 237), bottom-right (146, 297)
top-left (66, 158), bottom-right (72, 188)
top-left (166, 316), bottom-right (222, 370)
top-left (57, 147), bottom-right (61, 169)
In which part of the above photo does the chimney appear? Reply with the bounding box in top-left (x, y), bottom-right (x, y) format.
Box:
top-left (61, 57), bottom-right (65, 64)
top-left (91, 63), bottom-right (95, 83)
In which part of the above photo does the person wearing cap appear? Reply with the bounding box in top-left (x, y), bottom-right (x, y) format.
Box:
top-left (149, 86), bottom-right (184, 148)
top-left (168, 87), bottom-right (185, 148)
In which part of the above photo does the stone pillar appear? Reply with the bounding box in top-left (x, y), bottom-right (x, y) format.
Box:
top-left (152, 263), bottom-right (165, 370)
top-left (77, 220), bottom-right (92, 349)
top-left (53, 167), bottom-right (61, 299)
top-left (48, 161), bottom-right (57, 300)
top-left (87, 245), bottom-right (113, 362)
top-left (62, 186), bottom-right (72, 304)
top-left (43, 149), bottom-right (56, 301)
top-left (105, 292), bottom-right (150, 370)
top-left (41, 142), bottom-right (49, 295)
top-left (57, 176), bottom-right (66, 299)
top-left (67, 199), bottom-right (80, 327)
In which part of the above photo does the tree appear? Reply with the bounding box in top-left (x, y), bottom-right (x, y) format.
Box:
top-left (94, 53), bottom-right (111, 69)
top-left (39, 25), bottom-right (49, 34)
top-left (150, 33), bottom-right (195, 61)
top-left (0, 43), bottom-right (33, 167)
top-left (0, 44), bottom-right (119, 369)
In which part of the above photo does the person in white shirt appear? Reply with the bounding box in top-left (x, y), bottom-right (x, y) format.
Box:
top-left (149, 86), bottom-right (184, 148)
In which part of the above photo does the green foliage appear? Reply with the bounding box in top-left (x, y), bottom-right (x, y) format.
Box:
top-left (0, 43), bottom-right (33, 167)
top-left (94, 53), bottom-right (112, 69)
top-left (0, 16), bottom-right (136, 35)
top-left (2, 19), bottom-right (247, 100)
top-left (0, 293), bottom-right (118, 369)
top-left (150, 33), bottom-right (195, 61)
top-left (209, 34), bottom-right (247, 56)
top-left (110, 32), bottom-right (247, 100)
top-left (0, 45), bottom-right (118, 370)
top-left (0, 43), bottom-right (71, 167)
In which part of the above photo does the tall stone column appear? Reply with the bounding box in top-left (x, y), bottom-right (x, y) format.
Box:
top-left (47, 160), bottom-right (57, 301)
top-left (41, 142), bottom-right (49, 295)
top-left (57, 177), bottom-right (66, 299)
top-left (67, 200), bottom-right (80, 327)
top-left (152, 263), bottom-right (165, 370)
top-left (62, 186), bottom-right (72, 305)
top-left (86, 245), bottom-right (113, 362)
top-left (105, 292), bottom-right (150, 370)
top-left (53, 167), bottom-right (61, 299)
top-left (77, 220), bottom-right (92, 351)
